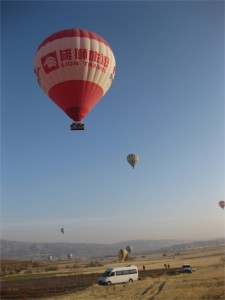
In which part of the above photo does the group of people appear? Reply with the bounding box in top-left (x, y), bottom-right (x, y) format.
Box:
top-left (142, 264), bottom-right (171, 270)
top-left (164, 264), bottom-right (170, 269)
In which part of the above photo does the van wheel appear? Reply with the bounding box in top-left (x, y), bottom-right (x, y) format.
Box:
top-left (107, 281), bottom-right (112, 286)
top-left (129, 278), bottom-right (133, 282)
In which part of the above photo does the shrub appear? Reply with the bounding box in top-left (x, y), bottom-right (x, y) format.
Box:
top-left (32, 261), bottom-right (41, 268)
top-left (24, 268), bottom-right (32, 274)
top-left (45, 266), bottom-right (58, 272)
top-left (86, 261), bottom-right (103, 267)
top-left (73, 264), bottom-right (79, 268)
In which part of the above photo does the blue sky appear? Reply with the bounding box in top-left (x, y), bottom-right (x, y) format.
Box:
top-left (1, 0), bottom-right (224, 244)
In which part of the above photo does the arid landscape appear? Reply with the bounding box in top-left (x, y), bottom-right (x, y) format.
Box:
top-left (1, 243), bottom-right (224, 299)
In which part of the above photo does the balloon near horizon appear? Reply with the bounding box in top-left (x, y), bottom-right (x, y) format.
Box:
top-left (118, 249), bottom-right (130, 261)
top-left (60, 228), bottom-right (66, 234)
top-left (218, 200), bottom-right (225, 209)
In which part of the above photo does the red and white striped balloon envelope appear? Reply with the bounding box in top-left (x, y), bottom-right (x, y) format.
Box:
top-left (34, 29), bottom-right (116, 125)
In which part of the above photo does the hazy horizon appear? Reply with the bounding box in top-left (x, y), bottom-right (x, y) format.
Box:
top-left (1, 214), bottom-right (224, 244)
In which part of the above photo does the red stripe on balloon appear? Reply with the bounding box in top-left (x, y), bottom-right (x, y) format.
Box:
top-left (48, 80), bottom-right (104, 122)
top-left (37, 29), bottom-right (110, 51)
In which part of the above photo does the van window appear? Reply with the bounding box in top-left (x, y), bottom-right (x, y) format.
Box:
top-left (129, 269), bottom-right (137, 274)
top-left (116, 269), bottom-right (137, 276)
top-left (109, 272), bottom-right (115, 277)
top-left (102, 271), bottom-right (111, 277)
top-left (116, 271), bottom-right (123, 276)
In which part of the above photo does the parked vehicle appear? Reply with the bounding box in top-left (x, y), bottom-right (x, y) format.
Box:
top-left (182, 264), bottom-right (192, 273)
top-left (98, 265), bottom-right (138, 285)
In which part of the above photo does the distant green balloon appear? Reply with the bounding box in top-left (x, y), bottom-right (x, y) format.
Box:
top-left (127, 154), bottom-right (139, 169)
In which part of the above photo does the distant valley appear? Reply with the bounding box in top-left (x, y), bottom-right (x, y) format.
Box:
top-left (1, 238), bottom-right (224, 260)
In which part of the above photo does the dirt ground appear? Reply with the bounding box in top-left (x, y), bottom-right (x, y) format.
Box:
top-left (1, 268), bottom-right (176, 299)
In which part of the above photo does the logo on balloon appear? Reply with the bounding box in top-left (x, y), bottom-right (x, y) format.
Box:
top-left (41, 51), bottom-right (59, 74)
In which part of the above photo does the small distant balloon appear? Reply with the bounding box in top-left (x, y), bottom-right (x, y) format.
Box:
top-left (67, 254), bottom-right (73, 259)
top-left (127, 154), bottom-right (139, 169)
top-left (218, 201), bottom-right (225, 209)
top-left (61, 227), bottom-right (66, 234)
top-left (48, 255), bottom-right (53, 260)
top-left (126, 245), bottom-right (133, 254)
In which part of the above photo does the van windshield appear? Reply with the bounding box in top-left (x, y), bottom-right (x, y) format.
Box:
top-left (102, 271), bottom-right (111, 277)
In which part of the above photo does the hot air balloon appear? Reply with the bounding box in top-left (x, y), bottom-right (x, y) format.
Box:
top-left (48, 255), bottom-right (53, 260)
top-left (127, 154), bottom-right (139, 169)
top-left (218, 201), bottom-right (225, 209)
top-left (67, 253), bottom-right (73, 259)
top-left (61, 227), bottom-right (66, 234)
top-left (34, 28), bottom-right (116, 130)
top-left (118, 249), bottom-right (129, 261)
top-left (126, 245), bottom-right (133, 254)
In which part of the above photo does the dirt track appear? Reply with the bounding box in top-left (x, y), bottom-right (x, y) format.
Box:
top-left (1, 269), bottom-right (180, 299)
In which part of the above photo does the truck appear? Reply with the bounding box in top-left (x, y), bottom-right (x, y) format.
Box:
top-left (98, 265), bottom-right (138, 286)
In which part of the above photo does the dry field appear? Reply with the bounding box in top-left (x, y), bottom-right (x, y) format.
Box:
top-left (1, 244), bottom-right (224, 299)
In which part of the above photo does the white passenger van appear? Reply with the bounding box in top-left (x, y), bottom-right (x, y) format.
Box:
top-left (98, 265), bottom-right (138, 285)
